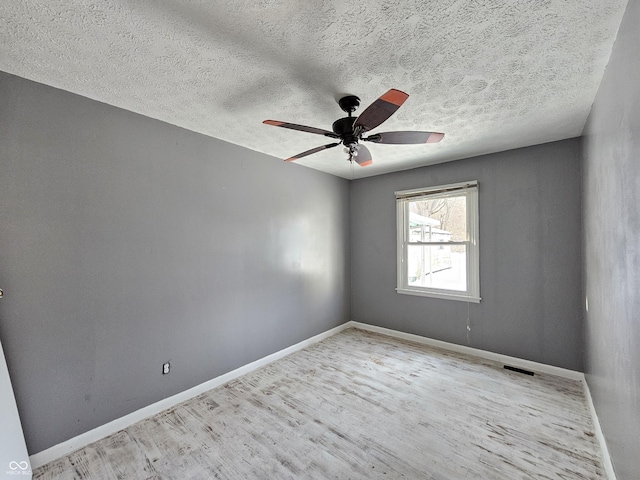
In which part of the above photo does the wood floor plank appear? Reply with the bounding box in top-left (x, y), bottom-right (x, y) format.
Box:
top-left (34, 328), bottom-right (605, 479)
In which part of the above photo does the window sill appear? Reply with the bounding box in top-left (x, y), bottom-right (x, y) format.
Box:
top-left (396, 288), bottom-right (481, 303)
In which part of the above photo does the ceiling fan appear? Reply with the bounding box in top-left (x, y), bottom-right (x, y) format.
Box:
top-left (263, 89), bottom-right (444, 167)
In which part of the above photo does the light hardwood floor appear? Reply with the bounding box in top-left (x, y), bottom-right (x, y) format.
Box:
top-left (34, 328), bottom-right (605, 479)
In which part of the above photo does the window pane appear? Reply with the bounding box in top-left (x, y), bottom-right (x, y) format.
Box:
top-left (407, 244), bottom-right (467, 291)
top-left (408, 195), bottom-right (467, 242)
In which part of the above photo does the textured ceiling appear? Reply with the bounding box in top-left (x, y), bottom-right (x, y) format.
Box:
top-left (0, 0), bottom-right (628, 179)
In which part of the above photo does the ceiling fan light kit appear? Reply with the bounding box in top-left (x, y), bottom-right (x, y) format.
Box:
top-left (263, 89), bottom-right (444, 167)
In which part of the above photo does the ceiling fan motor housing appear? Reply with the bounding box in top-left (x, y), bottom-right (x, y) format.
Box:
top-left (332, 116), bottom-right (358, 146)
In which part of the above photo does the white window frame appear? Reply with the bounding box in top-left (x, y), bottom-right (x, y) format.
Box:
top-left (396, 181), bottom-right (480, 303)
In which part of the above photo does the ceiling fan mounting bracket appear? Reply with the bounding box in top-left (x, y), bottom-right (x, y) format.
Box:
top-left (338, 95), bottom-right (360, 115)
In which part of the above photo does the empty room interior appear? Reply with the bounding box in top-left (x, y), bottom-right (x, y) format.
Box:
top-left (0, 1), bottom-right (639, 479)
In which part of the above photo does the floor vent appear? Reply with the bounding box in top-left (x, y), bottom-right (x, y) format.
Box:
top-left (504, 365), bottom-right (534, 376)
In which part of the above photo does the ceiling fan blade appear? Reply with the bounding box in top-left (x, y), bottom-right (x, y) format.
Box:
top-left (285, 142), bottom-right (340, 162)
top-left (263, 120), bottom-right (339, 138)
top-left (364, 131), bottom-right (445, 144)
top-left (354, 144), bottom-right (373, 167)
top-left (353, 89), bottom-right (409, 133)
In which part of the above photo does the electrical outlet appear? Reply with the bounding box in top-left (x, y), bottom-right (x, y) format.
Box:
top-left (162, 362), bottom-right (170, 375)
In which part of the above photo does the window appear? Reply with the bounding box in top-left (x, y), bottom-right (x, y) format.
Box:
top-left (396, 181), bottom-right (480, 302)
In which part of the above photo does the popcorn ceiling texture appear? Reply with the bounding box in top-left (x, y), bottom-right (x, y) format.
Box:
top-left (0, 0), bottom-right (628, 178)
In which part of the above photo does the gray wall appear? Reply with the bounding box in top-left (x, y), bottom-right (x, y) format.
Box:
top-left (582, 0), bottom-right (640, 477)
top-left (0, 71), bottom-right (350, 454)
top-left (351, 139), bottom-right (583, 371)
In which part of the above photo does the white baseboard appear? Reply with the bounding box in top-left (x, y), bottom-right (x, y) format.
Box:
top-left (31, 320), bottom-right (609, 476)
top-left (30, 322), bottom-right (351, 469)
top-left (350, 321), bottom-right (584, 380)
top-left (582, 377), bottom-right (617, 480)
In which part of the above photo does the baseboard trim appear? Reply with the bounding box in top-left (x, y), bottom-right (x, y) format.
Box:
top-left (582, 377), bottom-right (617, 480)
top-left (349, 322), bottom-right (584, 380)
top-left (31, 320), bottom-right (605, 473)
top-left (29, 322), bottom-right (351, 469)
